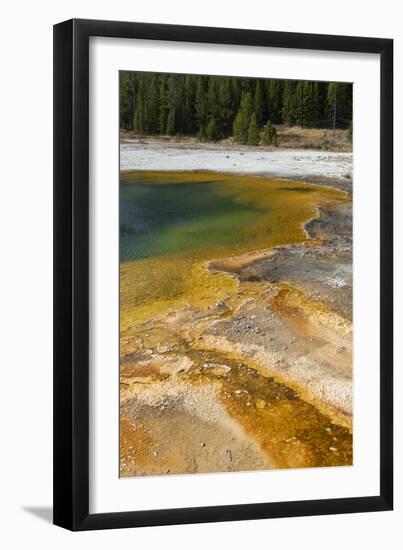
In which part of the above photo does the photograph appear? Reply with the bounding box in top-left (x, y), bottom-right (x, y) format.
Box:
top-left (118, 71), bottom-right (354, 477)
top-left (0, 0), bottom-right (396, 541)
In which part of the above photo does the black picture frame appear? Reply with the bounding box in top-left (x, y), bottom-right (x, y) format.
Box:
top-left (53, 18), bottom-right (393, 531)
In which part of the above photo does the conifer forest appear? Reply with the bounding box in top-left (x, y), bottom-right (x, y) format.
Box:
top-left (119, 71), bottom-right (352, 145)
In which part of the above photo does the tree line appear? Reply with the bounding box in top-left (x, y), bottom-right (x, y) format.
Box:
top-left (120, 71), bottom-right (352, 145)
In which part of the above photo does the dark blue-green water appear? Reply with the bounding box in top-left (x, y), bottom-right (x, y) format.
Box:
top-left (120, 179), bottom-right (264, 262)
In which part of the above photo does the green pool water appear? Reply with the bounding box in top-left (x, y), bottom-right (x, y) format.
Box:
top-left (120, 178), bottom-right (264, 262)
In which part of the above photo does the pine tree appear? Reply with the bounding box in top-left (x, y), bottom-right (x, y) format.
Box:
top-left (311, 81), bottom-right (322, 125)
top-left (119, 72), bottom-right (132, 129)
top-left (183, 75), bottom-right (197, 134)
top-left (230, 77), bottom-right (241, 110)
top-left (175, 76), bottom-right (186, 133)
top-left (166, 108), bottom-right (176, 135)
top-left (327, 83), bottom-right (338, 141)
top-left (247, 113), bottom-right (260, 145)
top-left (254, 81), bottom-right (265, 126)
top-left (145, 74), bottom-right (160, 133)
top-left (327, 83), bottom-right (352, 128)
top-left (303, 81), bottom-right (315, 127)
top-left (233, 92), bottom-right (253, 144)
top-left (294, 81), bottom-right (307, 127)
top-left (282, 80), bottom-right (296, 124)
top-left (206, 117), bottom-right (220, 141)
top-left (166, 75), bottom-right (182, 135)
top-left (339, 83), bottom-right (353, 126)
top-left (159, 75), bottom-right (169, 134)
top-left (233, 111), bottom-right (244, 144)
top-left (197, 126), bottom-right (207, 142)
top-left (207, 78), bottom-right (220, 119)
top-left (195, 77), bottom-right (209, 138)
top-left (129, 73), bottom-right (136, 130)
top-left (218, 77), bottom-right (234, 136)
top-left (207, 78), bottom-right (224, 138)
top-left (261, 120), bottom-right (278, 146)
top-left (266, 80), bottom-right (283, 123)
top-left (133, 93), bottom-right (144, 133)
top-left (241, 91), bottom-right (253, 121)
top-left (292, 81), bottom-right (317, 128)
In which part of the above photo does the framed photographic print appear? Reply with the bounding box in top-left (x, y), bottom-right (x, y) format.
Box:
top-left (53, 19), bottom-right (393, 530)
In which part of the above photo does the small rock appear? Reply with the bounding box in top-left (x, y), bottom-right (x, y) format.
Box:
top-left (201, 442), bottom-right (206, 447)
top-left (203, 363), bottom-right (231, 376)
top-left (329, 447), bottom-right (338, 452)
top-left (336, 346), bottom-right (346, 354)
top-left (256, 398), bottom-right (266, 409)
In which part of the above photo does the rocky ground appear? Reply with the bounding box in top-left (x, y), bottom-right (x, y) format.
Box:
top-left (204, 198), bottom-right (352, 423)
top-left (120, 174), bottom-right (353, 477)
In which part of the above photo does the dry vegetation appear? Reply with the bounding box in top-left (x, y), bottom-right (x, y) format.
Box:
top-left (120, 125), bottom-right (352, 152)
top-left (275, 125), bottom-right (352, 152)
